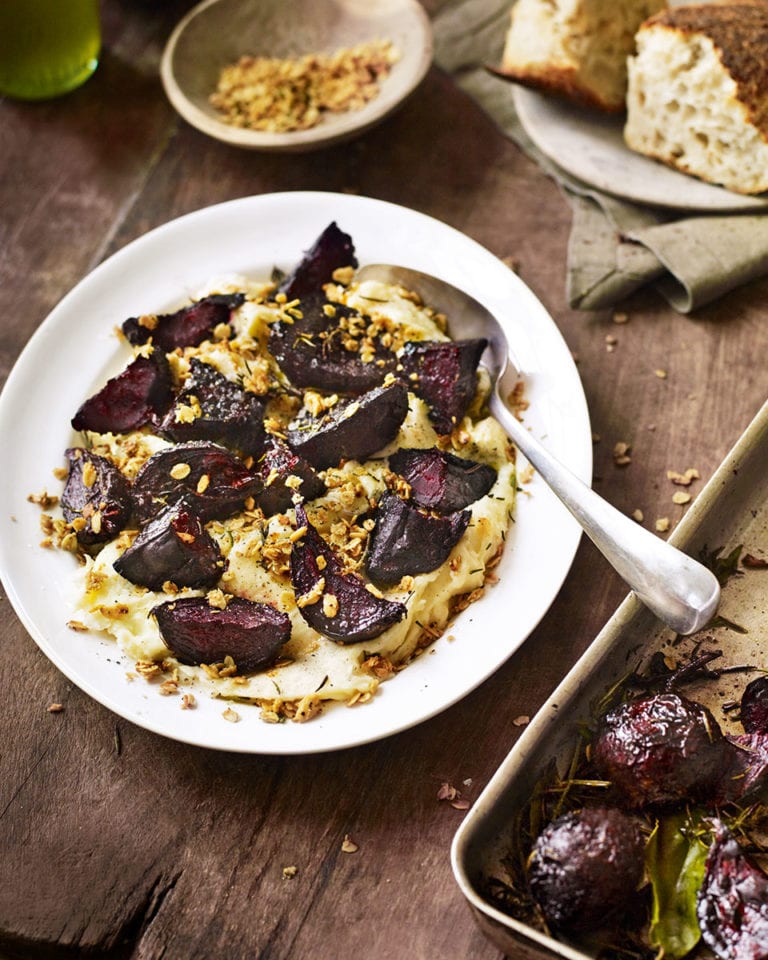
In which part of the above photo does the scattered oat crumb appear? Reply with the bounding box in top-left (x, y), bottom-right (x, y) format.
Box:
top-left (282, 866), bottom-right (298, 879)
top-left (159, 679), bottom-right (179, 696)
top-left (222, 706), bottom-right (241, 723)
top-left (181, 693), bottom-right (197, 710)
top-left (519, 463), bottom-right (535, 484)
top-left (655, 369), bottom-right (668, 379)
top-left (612, 311), bottom-right (629, 324)
top-left (672, 491), bottom-right (692, 505)
top-left (502, 255), bottom-right (520, 272)
top-left (631, 509), bottom-right (644, 523)
top-left (47, 702), bottom-right (64, 713)
top-left (656, 517), bottom-right (671, 532)
top-left (66, 619), bottom-right (89, 632)
top-left (462, 778), bottom-right (473, 787)
top-left (341, 834), bottom-right (359, 854)
top-left (667, 468), bottom-right (700, 486)
top-left (512, 714), bottom-right (530, 727)
top-left (437, 782), bottom-right (459, 801)
top-left (605, 334), bottom-right (618, 352)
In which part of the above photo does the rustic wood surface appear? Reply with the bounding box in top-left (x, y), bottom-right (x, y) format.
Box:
top-left (2, 2), bottom-right (767, 958)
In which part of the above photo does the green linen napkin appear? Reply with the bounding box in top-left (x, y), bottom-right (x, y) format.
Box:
top-left (432, 0), bottom-right (768, 313)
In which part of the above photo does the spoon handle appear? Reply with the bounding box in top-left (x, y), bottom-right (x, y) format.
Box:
top-left (490, 390), bottom-right (720, 635)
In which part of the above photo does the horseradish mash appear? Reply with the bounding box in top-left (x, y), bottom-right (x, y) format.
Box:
top-left (60, 261), bottom-right (515, 723)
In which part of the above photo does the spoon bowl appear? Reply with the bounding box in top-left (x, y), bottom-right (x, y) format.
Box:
top-left (356, 263), bottom-right (721, 636)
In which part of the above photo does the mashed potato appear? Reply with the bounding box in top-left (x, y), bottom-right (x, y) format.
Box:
top-left (69, 274), bottom-right (516, 722)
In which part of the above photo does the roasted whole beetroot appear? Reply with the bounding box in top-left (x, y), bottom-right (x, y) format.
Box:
top-left (71, 350), bottom-right (173, 434)
top-left (592, 692), bottom-right (733, 808)
top-left (388, 447), bottom-right (497, 513)
top-left (365, 490), bottom-right (470, 586)
top-left (269, 292), bottom-right (397, 393)
top-left (152, 595), bottom-right (291, 673)
top-left (61, 448), bottom-right (132, 546)
top-left (697, 820), bottom-right (768, 960)
top-left (285, 381), bottom-right (409, 469)
top-left (131, 440), bottom-right (263, 522)
top-left (159, 358), bottom-right (266, 455)
top-left (278, 222), bottom-right (357, 300)
top-left (113, 499), bottom-right (223, 590)
top-left (122, 293), bottom-right (244, 352)
top-left (527, 806), bottom-right (645, 932)
top-left (257, 437), bottom-right (325, 517)
top-left (399, 338), bottom-right (487, 434)
top-left (290, 505), bottom-right (406, 644)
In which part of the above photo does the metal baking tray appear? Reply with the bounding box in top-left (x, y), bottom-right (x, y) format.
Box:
top-left (452, 398), bottom-right (768, 960)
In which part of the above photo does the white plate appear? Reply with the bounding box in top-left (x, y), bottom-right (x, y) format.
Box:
top-left (514, 86), bottom-right (768, 212)
top-left (0, 192), bottom-right (592, 755)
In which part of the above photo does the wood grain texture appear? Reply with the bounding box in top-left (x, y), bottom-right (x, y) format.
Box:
top-left (1, 2), bottom-right (767, 958)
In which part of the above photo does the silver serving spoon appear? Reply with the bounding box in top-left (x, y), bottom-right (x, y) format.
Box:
top-left (356, 263), bottom-right (720, 636)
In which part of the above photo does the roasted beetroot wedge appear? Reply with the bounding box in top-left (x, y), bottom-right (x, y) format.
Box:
top-left (269, 292), bottom-right (397, 393)
top-left (132, 440), bottom-right (263, 522)
top-left (159, 358), bottom-right (266, 455)
top-left (388, 447), bottom-right (497, 513)
top-left (285, 381), bottom-right (409, 469)
top-left (291, 505), bottom-right (406, 644)
top-left (399, 338), bottom-right (487, 434)
top-left (697, 821), bottom-right (768, 959)
top-left (152, 595), bottom-right (291, 673)
top-left (71, 350), bottom-right (173, 434)
top-left (122, 293), bottom-right (245, 352)
top-left (113, 498), bottom-right (223, 590)
top-left (61, 448), bottom-right (132, 545)
top-left (365, 490), bottom-right (470, 586)
top-left (257, 437), bottom-right (326, 516)
top-left (278, 222), bottom-right (357, 300)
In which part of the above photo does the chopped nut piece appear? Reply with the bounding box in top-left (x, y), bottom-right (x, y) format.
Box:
top-left (512, 714), bottom-right (530, 727)
top-left (47, 702), bottom-right (64, 713)
top-left (341, 835), bottom-right (359, 854)
top-left (656, 517), bottom-right (671, 532)
top-left (631, 509), bottom-right (644, 523)
top-left (282, 865), bottom-right (298, 879)
top-left (655, 369), bottom-right (668, 379)
top-left (613, 441), bottom-right (632, 466)
top-left (672, 491), bottom-right (692, 505)
top-left (612, 311), bottom-right (629, 324)
top-left (667, 468), bottom-right (700, 486)
top-left (181, 693), bottom-right (197, 710)
top-left (222, 706), bottom-right (241, 723)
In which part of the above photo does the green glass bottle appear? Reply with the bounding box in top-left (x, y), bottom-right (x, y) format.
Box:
top-left (0, 0), bottom-right (101, 101)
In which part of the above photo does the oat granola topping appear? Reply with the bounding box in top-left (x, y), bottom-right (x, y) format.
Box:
top-left (209, 40), bottom-right (399, 134)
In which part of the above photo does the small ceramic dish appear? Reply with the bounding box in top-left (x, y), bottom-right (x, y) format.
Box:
top-left (160, 0), bottom-right (433, 152)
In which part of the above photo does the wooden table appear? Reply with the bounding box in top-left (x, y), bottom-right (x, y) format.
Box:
top-left (2, 3), bottom-right (767, 958)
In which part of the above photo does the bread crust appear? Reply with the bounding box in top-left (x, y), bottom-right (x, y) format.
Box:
top-left (645, 4), bottom-right (768, 138)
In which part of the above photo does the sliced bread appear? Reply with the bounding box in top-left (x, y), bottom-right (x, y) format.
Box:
top-left (624, 4), bottom-right (768, 195)
top-left (497, 0), bottom-right (667, 112)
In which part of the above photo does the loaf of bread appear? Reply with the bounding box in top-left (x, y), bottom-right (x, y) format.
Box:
top-left (497, 0), bottom-right (667, 112)
top-left (624, 5), bottom-right (768, 195)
